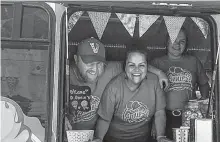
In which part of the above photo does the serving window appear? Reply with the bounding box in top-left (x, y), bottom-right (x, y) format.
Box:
top-left (66, 6), bottom-right (216, 142)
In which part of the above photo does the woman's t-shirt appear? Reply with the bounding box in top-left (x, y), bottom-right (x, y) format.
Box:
top-left (98, 72), bottom-right (166, 139)
top-left (151, 55), bottom-right (208, 110)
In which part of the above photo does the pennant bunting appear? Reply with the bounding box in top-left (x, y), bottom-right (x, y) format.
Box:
top-left (88, 11), bottom-right (111, 39)
top-left (68, 11), bottom-right (84, 33)
top-left (116, 13), bottom-right (137, 37)
top-left (163, 16), bottom-right (186, 44)
top-left (191, 17), bottom-right (209, 39)
top-left (139, 15), bottom-right (160, 37)
top-left (211, 14), bottom-right (220, 41)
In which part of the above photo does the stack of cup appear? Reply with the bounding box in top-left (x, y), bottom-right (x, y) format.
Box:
top-left (66, 130), bottom-right (94, 142)
top-left (173, 127), bottom-right (190, 142)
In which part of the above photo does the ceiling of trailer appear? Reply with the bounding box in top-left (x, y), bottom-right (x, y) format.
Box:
top-left (64, 1), bottom-right (220, 14)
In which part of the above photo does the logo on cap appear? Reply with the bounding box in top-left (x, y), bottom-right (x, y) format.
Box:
top-left (90, 43), bottom-right (99, 53)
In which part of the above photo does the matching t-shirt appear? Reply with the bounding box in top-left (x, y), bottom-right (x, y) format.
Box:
top-left (151, 55), bottom-right (208, 110)
top-left (68, 61), bottom-right (122, 130)
top-left (97, 72), bottom-right (166, 140)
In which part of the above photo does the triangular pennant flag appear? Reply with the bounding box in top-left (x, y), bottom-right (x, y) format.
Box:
top-left (211, 15), bottom-right (220, 41)
top-left (116, 13), bottom-right (137, 37)
top-left (139, 15), bottom-right (159, 37)
top-left (163, 16), bottom-right (186, 44)
top-left (68, 11), bottom-right (84, 33)
top-left (88, 11), bottom-right (111, 39)
top-left (191, 17), bottom-right (209, 39)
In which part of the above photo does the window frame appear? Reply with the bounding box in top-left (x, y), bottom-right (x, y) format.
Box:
top-left (1, 2), bottom-right (15, 39)
top-left (1, 2), bottom-right (51, 42)
top-left (1, 2), bottom-right (56, 142)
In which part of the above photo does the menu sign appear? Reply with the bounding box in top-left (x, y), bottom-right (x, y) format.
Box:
top-left (69, 85), bottom-right (91, 113)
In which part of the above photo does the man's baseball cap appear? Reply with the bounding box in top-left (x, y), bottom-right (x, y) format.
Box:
top-left (77, 37), bottom-right (106, 64)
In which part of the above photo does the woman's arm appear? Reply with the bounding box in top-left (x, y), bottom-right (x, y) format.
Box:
top-left (155, 110), bottom-right (174, 142)
top-left (194, 57), bottom-right (210, 99)
top-left (92, 79), bottom-right (118, 142)
top-left (93, 118), bottom-right (111, 142)
top-left (154, 75), bottom-right (173, 142)
top-left (199, 82), bottom-right (210, 99)
top-left (154, 109), bottom-right (166, 137)
top-left (148, 64), bottom-right (169, 90)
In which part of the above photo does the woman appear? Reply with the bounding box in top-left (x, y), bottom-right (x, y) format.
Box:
top-left (151, 27), bottom-right (210, 140)
top-left (92, 49), bottom-right (171, 142)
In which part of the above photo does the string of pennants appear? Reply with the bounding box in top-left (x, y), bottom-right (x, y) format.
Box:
top-left (68, 11), bottom-right (210, 44)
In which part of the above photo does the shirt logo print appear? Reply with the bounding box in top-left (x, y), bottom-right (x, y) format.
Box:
top-left (73, 95), bottom-right (100, 123)
top-left (167, 66), bottom-right (192, 91)
top-left (122, 101), bottom-right (150, 123)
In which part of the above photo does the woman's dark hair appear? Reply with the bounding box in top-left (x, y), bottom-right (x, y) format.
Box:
top-left (165, 26), bottom-right (189, 55)
top-left (123, 47), bottom-right (148, 71)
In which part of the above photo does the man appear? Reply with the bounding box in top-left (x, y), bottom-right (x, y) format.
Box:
top-left (65, 37), bottom-right (169, 131)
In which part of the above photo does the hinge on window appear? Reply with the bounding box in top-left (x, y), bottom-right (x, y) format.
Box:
top-left (66, 64), bottom-right (69, 75)
top-left (212, 110), bottom-right (217, 120)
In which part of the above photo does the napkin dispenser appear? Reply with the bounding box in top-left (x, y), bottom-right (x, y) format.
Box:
top-left (190, 119), bottom-right (213, 142)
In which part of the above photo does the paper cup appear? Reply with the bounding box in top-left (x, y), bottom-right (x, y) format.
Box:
top-left (173, 128), bottom-right (182, 142)
top-left (173, 127), bottom-right (190, 142)
top-left (66, 130), bottom-right (94, 142)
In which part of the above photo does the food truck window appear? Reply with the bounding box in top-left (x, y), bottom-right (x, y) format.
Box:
top-left (1, 4), bottom-right (14, 38)
top-left (66, 6), bottom-right (216, 142)
top-left (1, 3), bottom-right (54, 142)
top-left (21, 6), bottom-right (49, 39)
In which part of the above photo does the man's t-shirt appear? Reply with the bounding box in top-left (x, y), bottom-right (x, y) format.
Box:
top-left (98, 72), bottom-right (166, 139)
top-left (68, 61), bottom-right (122, 130)
top-left (151, 55), bottom-right (208, 110)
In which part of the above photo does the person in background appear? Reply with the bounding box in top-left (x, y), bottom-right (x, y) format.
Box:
top-left (151, 27), bottom-right (210, 140)
top-left (65, 37), bottom-right (169, 131)
top-left (92, 49), bottom-right (172, 142)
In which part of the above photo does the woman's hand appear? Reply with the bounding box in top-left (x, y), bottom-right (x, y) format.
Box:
top-left (158, 71), bottom-right (169, 90)
top-left (65, 117), bottom-right (72, 131)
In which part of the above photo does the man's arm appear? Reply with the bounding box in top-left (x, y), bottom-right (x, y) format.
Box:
top-left (148, 64), bottom-right (169, 89)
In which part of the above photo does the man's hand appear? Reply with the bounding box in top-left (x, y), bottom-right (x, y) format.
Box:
top-left (158, 71), bottom-right (169, 90)
top-left (157, 137), bottom-right (174, 142)
top-left (65, 117), bottom-right (72, 131)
